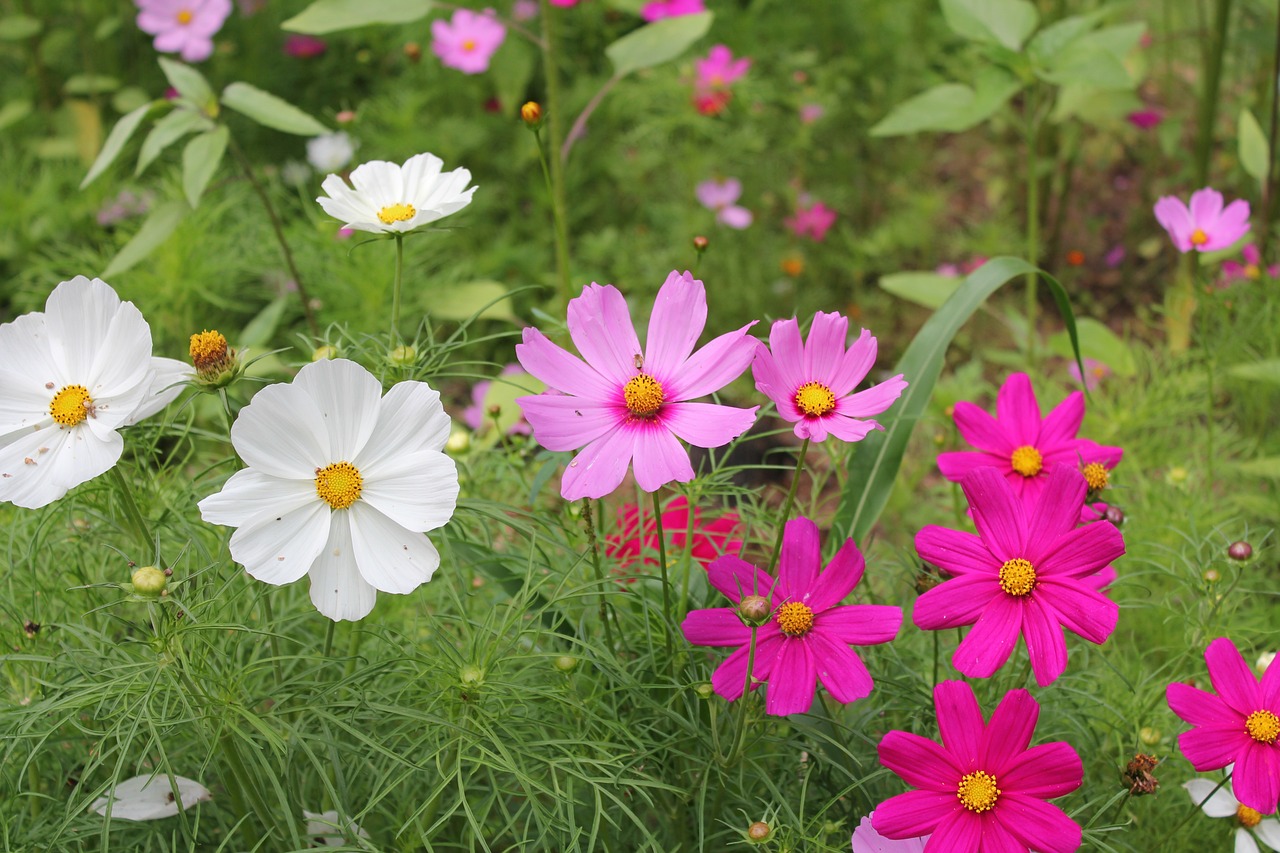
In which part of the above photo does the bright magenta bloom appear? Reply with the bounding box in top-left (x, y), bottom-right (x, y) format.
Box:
top-left (605, 496), bottom-right (741, 580)
top-left (284, 34), bottom-right (326, 58)
top-left (431, 8), bottom-right (506, 74)
top-left (641, 0), bottom-right (705, 20)
top-left (786, 198), bottom-right (837, 241)
top-left (1221, 243), bottom-right (1279, 286)
top-left (1154, 188), bottom-right (1251, 253)
top-left (914, 466), bottom-right (1124, 686)
top-left (696, 44), bottom-right (750, 88)
top-left (1167, 637), bottom-right (1280, 815)
top-left (873, 681), bottom-right (1084, 852)
top-left (681, 517), bottom-right (902, 716)
top-left (515, 271), bottom-right (757, 501)
top-left (937, 372), bottom-right (1123, 507)
top-left (752, 312), bottom-right (907, 443)
top-left (135, 0), bottom-right (232, 63)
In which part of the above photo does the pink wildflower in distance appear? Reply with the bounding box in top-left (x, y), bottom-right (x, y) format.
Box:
top-left (1155, 188), bottom-right (1251, 252)
top-left (753, 312), bottom-right (907, 443)
top-left (549, 0), bottom-right (582, 5)
top-left (1221, 244), bottom-right (1280, 287)
top-left (431, 8), bottom-right (506, 74)
top-left (800, 104), bottom-right (825, 125)
top-left (641, 0), bottom-right (705, 20)
top-left (515, 271), bottom-right (758, 501)
top-left (1167, 637), bottom-right (1280, 815)
top-left (682, 517), bottom-right (902, 716)
top-left (873, 680), bottom-right (1084, 851)
top-left (135, 0), bottom-right (232, 63)
top-left (512, 0), bottom-right (539, 18)
top-left (1127, 108), bottom-right (1163, 130)
top-left (914, 466), bottom-right (1124, 686)
top-left (462, 364), bottom-right (534, 436)
top-left (696, 178), bottom-right (753, 229)
top-left (1067, 357), bottom-right (1111, 391)
top-left (786, 198), bottom-right (837, 242)
top-left (852, 814), bottom-right (927, 852)
top-left (284, 34), bottom-right (326, 58)
top-left (606, 496), bottom-right (741, 578)
top-left (696, 45), bottom-right (750, 89)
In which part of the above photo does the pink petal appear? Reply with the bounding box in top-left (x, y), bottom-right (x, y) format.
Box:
top-left (937, 449), bottom-right (1007, 483)
top-left (1021, 467), bottom-right (1088, 562)
top-left (1021, 598), bottom-right (1068, 686)
top-left (665, 323), bottom-right (757, 401)
top-left (877, 731), bottom-right (964, 790)
top-left (1167, 682), bottom-right (1235, 727)
top-left (1262, 651), bottom-right (1280, 707)
top-left (1177, 724), bottom-right (1249, 770)
top-left (1154, 196), bottom-right (1194, 251)
top-left (762, 317), bottom-right (805, 394)
top-left (717, 205), bottom-right (753, 229)
top-left (803, 311), bottom-right (848, 388)
top-left (934, 680), bottom-right (984, 764)
top-left (764, 638), bottom-right (817, 715)
top-left (976, 818), bottom-right (1028, 853)
top-left (924, 810), bottom-right (983, 852)
top-left (815, 604), bottom-right (902, 645)
top-left (751, 338), bottom-right (791, 404)
top-left (807, 631), bottom-right (875, 704)
top-left (829, 328), bottom-right (877, 396)
top-left (962, 468), bottom-right (1025, 561)
top-left (516, 326), bottom-right (613, 397)
top-left (999, 742), bottom-right (1084, 799)
top-left (706, 553), bottom-right (774, 602)
top-left (629, 423), bottom-right (694, 492)
top-left (952, 595), bottom-right (1022, 679)
top-left (952, 401), bottom-right (1014, 453)
top-left (995, 373), bottom-right (1042, 446)
top-left (774, 517), bottom-right (821, 602)
top-left (1036, 521), bottom-right (1125, 579)
top-left (1034, 578), bottom-right (1117, 644)
top-left (912, 575), bottom-right (997, 630)
top-left (1037, 391), bottom-right (1085, 449)
top-left (517, 396), bottom-right (617, 451)
top-left (559, 426), bottom-right (634, 501)
top-left (644, 270), bottom-right (706, 378)
top-left (682, 608), bottom-right (751, 647)
top-left (872, 791), bottom-right (959, 839)
top-left (566, 284), bottom-right (641, 384)
top-left (1205, 637), bottom-right (1263, 716)
top-left (1233, 742), bottom-right (1280, 814)
top-left (1203, 199), bottom-right (1252, 251)
top-left (915, 526), bottom-right (997, 577)
top-left (1189, 187), bottom-right (1225, 229)
top-left (806, 537), bottom-right (865, 611)
top-left (661, 401), bottom-right (758, 448)
top-left (710, 632), bottom-right (783, 700)
top-left (995, 794), bottom-right (1082, 853)
top-left (819, 413), bottom-right (880, 443)
top-left (838, 374), bottom-right (908, 418)
top-left (1074, 441), bottom-right (1124, 468)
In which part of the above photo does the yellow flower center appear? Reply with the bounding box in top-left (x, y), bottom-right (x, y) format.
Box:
top-left (1190, 228), bottom-right (1208, 246)
top-left (1010, 445), bottom-right (1043, 477)
top-left (794, 381), bottom-right (836, 417)
top-left (177, 9), bottom-right (194, 24)
top-left (377, 203), bottom-right (417, 225)
top-left (1246, 264), bottom-right (1261, 279)
top-left (1238, 804), bottom-right (1263, 829)
top-left (999, 558), bottom-right (1037, 597)
top-left (314, 462), bottom-right (363, 510)
top-left (49, 385), bottom-right (93, 428)
top-left (462, 38), bottom-right (477, 51)
top-left (1245, 709), bottom-right (1280, 744)
top-left (775, 601), bottom-right (815, 637)
top-left (623, 374), bottom-right (664, 418)
top-left (956, 770), bottom-right (1001, 813)
top-left (189, 329), bottom-right (230, 372)
top-left (1082, 462), bottom-right (1110, 491)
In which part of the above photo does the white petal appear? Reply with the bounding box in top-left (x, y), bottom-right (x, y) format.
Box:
top-left (91, 774), bottom-right (212, 821)
top-left (303, 808), bottom-right (370, 845)
top-left (357, 380), bottom-right (451, 474)
top-left (348, 501), bottom-right (439, 594)
top-left (85, 297), bottom-right (153, 399)
top-left (1185, 778), bottom-right (1240, 818)
top-left (1256, 820), bottom-right (1280, 851)
top-left (0, 313), bottom-right (58, 432)
top-left (229, 500), bottom-right (330, 585)
top-left (361, 451), bottom-right (458, 532)
top-left (307, 513), bottom-right (376, 621)
top-left (0, 423), bottom-right (122, 509)
top-left (199, 469), bottom-right (315, 528)
top-left (44, 276), bottom-right (122, 380)
top-left (126, 357), bottom-right (194, 425)
top-left (293, 359), bottom-right (383, 460)
top-left (1239, 829), bottom-right (1261, 853)
top-left (231, 381), bottom-right (329, 478)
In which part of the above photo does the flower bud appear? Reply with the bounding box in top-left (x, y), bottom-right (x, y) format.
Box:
top-left (336, 110), bottom-right (357, 125)
top-left (189, 329), bottom-right (241, 389)
top-left (521, 101), bottom-right (543, 127)
top-left (1228, 541), bottom-right (1253, 561)
top-left (737, 595), bottom-right (771, 626)
top-left (694, 683), bottom-right (715, 700)
top-left (446, 427), bottom-right (471, 454)
top-left (781, 256), bottom-right (804, 277)
top-left (1104, 505), bottom-right (1125, 526)
top-left (747, 821), bottom-right (770, 841)
top-left (131, 566), bottom-right (168, 598)
top-left (1139, 726), bottom-right (1161, 746)
top-left (553, 655), bottom-right (577, 672)
top-left (460, 664), bottom-right (485, 686)
top-left (692, 235), bottom-right (709, 253)
top-left (388, 345), bottom-right (417, 368)
top-left (1203, 568), bottom-right (1220, 583)
top-left (403, 41), bottom-right (422, 63)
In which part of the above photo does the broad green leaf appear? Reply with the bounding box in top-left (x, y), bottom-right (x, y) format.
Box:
top-left (0, 15), bottom-right (41, 40)
top-left (879, 272), bottom-right (960, 310)
top-left (832, 257), bottom-right (1084, 544)
top-left (282, 0), bottom-right (434, 34)
top-left (1050, 84), bottom-right (1140, 125)
top-left (490, 36), bottom-right (538, 117)
top-left (64, 75), bottom-right (119, 96)
top-left (81, 102), bottom-right (154, 188)
top-left (0, 99), bottom-right (33, 132)
top-left (431, 281), bottom-right (518, 322)
top-left (102, 200), bottom-right (188, 278)
top-left (1237, 456), bottom-right (1280, 478)
top-left (1227, 358), bottom-right (1280, 385)
top-left (940, 0), bottom-right (1038, 50)
top-left (1046, 317), bottom-right (1136, 376)
top-left (158, 58), bottom-right (216, 115)
top-left (239, 296), bottom-right (290, 349)
top-left (112, 86), bottom-right (151, 114)
top-left (606, 12), bottom-right (713, 78)
top-left (870, 69), bottom-right (1020, 136)
top-left (221, 82), bottom-right (328, 136)
top-left (1042, 47), bottom-right (1131, 89)
top-left (136, 108), bottom-right (210, 176)
top-left (67, 100), bottom-right (102, 166)
top-left (949, 66), bottom-right (1023, 130)
top-left (1026, 12), bottom-right (1106, 65)
top-left (1239, 108), bottom-right (1269, 184)
top-left (1079, 22), bottom-right (1145, 59)
top-left (181, 125), bottom-right (229, 208)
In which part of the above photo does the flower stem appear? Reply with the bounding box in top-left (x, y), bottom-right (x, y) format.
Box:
top-left (1263, 0), bottom-right (1280, 262)
top-left (537, 0), bottom-right (573, 312)
top-left (766, 437), bottom-right (810, 576)
top-left (390, 233), bottom-right (405, 348)
top-left (259, 593), bottom-right (284, 688)
top-left (1024, 93), bottom-right (1041, 365)
top-left (343, 624), bottom-right (364, 680)
top-left (651, 490), bottom-right (674, 665)
top-left (581, 497), bottom-right (616, 652)
top-left (1151, 771), bottom-right (1231, 849)
top-left (322, 620), bottom-right (336, 658)
top-left (1193, 0), bottom-right (1235, 188)
top-left (720, 625), bottom-right (758, 766)
top-left (109, 465), bottom-right (152, 559)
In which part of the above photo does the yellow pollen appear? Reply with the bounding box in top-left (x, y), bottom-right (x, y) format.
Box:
top-left (315, 462), bottom-right (363, 510)
top-left (462, 38), bottom-right (477, 51)
top-left (176, 9), bottom-right (194, 24)
top-left (49, 385), bottom-right (93, 428)
top-left (956, 770), bottom-right (1001, 813)
top-left (999, 558), bottom-right (1037, 597)
top-left (1238, 804), bottom-right (1263, 829)
top-left (794, 381), bottom-right (836, 418)
top-left (189, 329), bottom-right (229, 372)
top-left (377, 203), bottom-right (417, 225)
top-left (623, 374), bottom-right (665, 418)
top-left (1246, 264), bottom-right (1262, 280)
top-left (1245, 709), bottom-right (1280, 744)
top-left (775, 601), bottom-right (815, 637)
top-left (1190, 228), bottom-right (1208, 246)
top-left (1082, 462), bottom-right (1110, 491)
top-left (1010, 445), bottom-right (1043, 477)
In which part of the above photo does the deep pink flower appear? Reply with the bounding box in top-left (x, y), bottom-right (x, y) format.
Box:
top-left (431, 8), bottom-right (506, 74)
top-left (135, 0), bottom-right (232, 63)
top-left (1067, 357), bottom-right (1110, 391)
top-left (549, 0), bottom-right (582, 5)
top-left (800, 104), bottom-right (825, 125)
top-left (1168, 637), bottom-right (1280, 814)
top-left (1155, 188), bottom-right (1251, 253)
top-left (462, 364), bottom-right (534, 436)
top-left (872, 681), bottom-right (1084, 851)
top-left (696, 44), bottom-right (750, 89)
top-left (852, 814), bottom-right (927, 851)
top-left (753, 312), bottom-right (907, 443)
top-left (681, 517), bottom-right (902, 716)
top-left (1127, 108), bottom-right (1163, 130)
top-left (515, 271), bottom-right (758, 501)
top-left (786, 199), bottom-right (837, 242)
top-left (696, 178), bottom-right (752, 229)
top-left (693, 89), bottom-right (733, 116)
top-left (914, 466), bottom-right (1124, 686)
top-left (936, 372), bottom-right (1123, 507)
top-left (1104, 245), bottom-right (1126, 268)
top-left (641, 0), bottom-right (705, 20)
top-left (605, 496), bottom-right (741, 580)
top-left (284, 34), bottom-right (326, 58)
top-left (1220, 244), bottom-right (1279, 286)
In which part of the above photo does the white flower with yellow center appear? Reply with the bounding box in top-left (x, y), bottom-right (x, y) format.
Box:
top-left (198, 358), bottom-right (458, 621)
top-left (0, 276), bottom-right (191, 509)
top-left (1185, 773), bottom-right (1280, 853)
top-left (315, 152), bottom-right (476, 234)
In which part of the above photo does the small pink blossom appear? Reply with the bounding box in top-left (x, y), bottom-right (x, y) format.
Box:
top-left (696, 45), bottom-right (749, 89)
top-left (799, 104), bottom-right (825, 124)
top-left (431, 8), bottom-right (506, 75)
top-left (511, 0), bottom-right (539, 16)
top-left (549, 0), bottom-right (582, 5)
top-left (786, 198), bottom-right (837, 242)
top-left (695, 178), bottom-right (753, 229)
top-left (1154, 188), bottom-right (1251, 253)
top-left (1127, 108), bottom-right (1163, 130)
top-left (641, 0), bottom-right (705, 20)
top-left (135, 0), bottom-right (232, 63)
top-left (1105, 244), bottom-right (1126, 268)
top-left (851, 814), bottom-right (927, 852)
top-left (335, 227), bottom-right (354, 240)
top-left (1067, 357), bottom-right (1111, 391)
top-left (1220, 243), bottom-right (1279, 286)
top-left (462, 364), bottom-right (534, 436)
top-left (284, 34), bottom-right (326, 58)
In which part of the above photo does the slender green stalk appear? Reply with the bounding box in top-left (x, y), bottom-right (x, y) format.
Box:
top-left (766, 437), bottom-right (810, 575)
top-left (538, 0), bottom-right (573, 310)
top-left (323, 620), bottom-right (336, 659)
top-left (389, 233), bottom-right (405, 348)
top-left (259, 594), bottom-right (284, 687)
top-left (651, 490), bottom-right (674, 663)
top-left (109, 466), bottom-right (152, 558)
top-left (720, 626), bottom-right (758, 766)
top-left (1193, 0), bottom-right (1235, 188)
top-left (581, 498), bottom-right (616, 652)
top-left (1024, 94), bottom-right (1041, 364)
top-left (343, 623), bottom-right (364, 680)
top-left (1262, 0), bottom-right (1280, 261)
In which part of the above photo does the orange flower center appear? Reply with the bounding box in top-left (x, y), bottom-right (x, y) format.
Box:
top-left (957, 770), bottom-right (1000, 813)
top-left (1010, 445), bottom-right (1043, 477)
top-left (462, 38), bottom-right (477, 51)
top-left (623, 374), bottom-right (664, 418)
top-left (999, 558), bottom-right (1036, 597)
top-left (377, 203), bottom-right (416, 225)
top-left (315, 462), bottom-right (363, 510)
top-left (190, 329), bottom-right (230, 372)
top-left (1238, 804), bottom-right (1263, 828)
top-left (177, 9), bottom-right (194, 24)
top-left (1190, 228), bottom-right (1208, 246)
top-left (794, 381), bottom-right (836, 417)
top-left (775, 601), bottom-right (814, 637)
top-left (1082, 462), bottom-right (1110, 491)
top-left (1245, 709), bottom-right (1279, 744)
top-left (49, 385), bottom-right (93, 428)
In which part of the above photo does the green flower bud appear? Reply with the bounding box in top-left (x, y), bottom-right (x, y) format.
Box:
top-left (131, 566), bottom-right (168, 598)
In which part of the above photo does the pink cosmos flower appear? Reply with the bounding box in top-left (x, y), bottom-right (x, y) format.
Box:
top-left (284, 34), bottom-right (327, 58)
top-left (515, 271), bottom-right (758, 501)
top-left (872, 681), bottom-right (1084, 851)
top-left (852, 814), bottom-right (927, 852)
top-left (681, 517), bottom-right (902, 716)
top-left (1154, 188), bottom-right (1251, 253)
top-left (936, 372), bottom-right (1123, 507)
top-left (1105, 245), bottom-right (1126, 268)
top-left (550, 0), bottom-right (582, 5)
top-left (1221, 244), bottom-right (1280, 287)
top-left (696, 178), bottom-right (753, 229)
top-left (1167, 637), bottom-right (1280, 815)
top-left (696, 45), bottom-right (750, 89)
top-left (800, 104), bottom-right (825, 125)
top-left (914, 465), bottom-right (1124, 686)
top-left (641, 0), bottom-right (705, 20)
top-left (135, 0), bottom-right (232, 63)
top-left (1067, 357), bottom-right (1110, 391)
top-left (512, 0), bottom-right (539, 18)
top-left (606, 496), bottom-right (741, 580)
top-left (431, 8), bottom-right (506, 75)
top-left (786, 198), bottom-right (837, 242)
top-left (752, 312), bottom-right (907, 443)
top-left (1127, 108), bottom-right (1164, 130)
top-left (462, 364), bottom-right (534, 436)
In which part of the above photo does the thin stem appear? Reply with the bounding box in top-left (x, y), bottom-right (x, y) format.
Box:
top-left (766, 437), bottom-right (810, 576)
top-left (562, 75), bottom-right (619, 164)
top-left (651, 490), bottom-right (674, 664)
top-left (538, 0), bottom-right (573, 311)
top-left (322, 620), bottom-right (336, 659)
top-left (721, 626), bottom-right (758, 766)
top-left (1025, 92), bottom-right (1041, 365)
top-left (1152, 771), bottom-right (1232, 849)
top-left (581, 498), bottom-right (616, 652)
top-left (342, 624), bottom-right (363, 680)
top-left (1194, 0), bottom-right (1235, 188)
top-left (1262, 0), bottom-right (1280, 261)
top-left (259, 594), bottom-right (285, 687)
top-left (390, 233), bottom-right (405, 348)
top-left (109, 466), bottom-right (152, 559)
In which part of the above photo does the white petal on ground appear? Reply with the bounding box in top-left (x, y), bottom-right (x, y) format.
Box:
top-left (230, 381), bottom-right (329, 478)
top-left (91, 774), bottom-right (212, 821)
top-left (126, 357), bottom-right (194, 425)
top-left (229, 500), bottom-right (331, 585)
top-left (198, 469), bottom-right (315, 528)
top-left (293, 359), bottom-right (383, 460)
top-left (307, 513), bottom-right (376, 621)
top-left (360, 450), bottom-right (458, 532)
top-left (303, 808), bottom-right (370, 846)
top-left (348, 501), bottom-right (440, 593)
top-left (1184, 778), bottom-right (1242, 819)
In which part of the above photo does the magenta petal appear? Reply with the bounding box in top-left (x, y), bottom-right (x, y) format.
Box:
top-left (934, 680), bottom-right (984, 765)
top-left (839, 375), bottom-right (908, 418)
top-left (1034, 578), bottom-right (1117, 644)
top-left (517, 395), bottom-right (617, 451)
top-left (806, 537), bottom-right (865, 611)
top-left (1189, 187), bottom-right (1224, 227)
top-left (877, 731), bottom-right (964, 790)
top-left (937, 449), bottom-right (1007, 483)
top-left (915, 526), bottom-right (997, 577)
top-left (977, 818), bottom-right (1026, 853)
top-left (666, 323), bottom-right (757, 401)
top-left (995, 794), bottom-right (1082, 853)
top-left (1036, 520), bottom-right (1125, 578)
top-left (962, 468), bottom-right (1025, 561)
top-left (952, 401), bottom-right (1013, 454)
top-left (1177, 724), bottom-right (1248, 770)
top-left (802, 311), bottom-right (848, 387)
top-left (1233, 741), bottom-right (1280, 814)
top-left (913, 575), bottom-right (996, 630)
top-left (873, 791), bottom-right (958, 839)
top-left (923, 810), bottom-right (982, 853)
top-left (682, 608), bottom-right (751, 647)
top-left (816, 604), bottom-right (901, 645)
top-left (711, 633), bottom-right (784, 701)
top-left (1167, 682), bottom-right (1234, 727)
top-left (1204, 199), bottom-right (1252, 250)
top-left (829, 328), bottom-right (876, 396)
top-left (1071, 440), bottom-right (1124, 468)
top-left (1021, 467), bottom-right (1088, 561)
top-left (566, 283), bottom-right (641, 383)
top-left (764, 638), bottom-right (817, 715)
top-left (1262, 652), bottom-right (1280, 707)
top-left (1205, 637), bottom-right (1263, 716)
top-left (516, 327), bottom-right (613, 397)
top-left (644, 270), bottom-right (706, 378)
top-left (1037, 391), bottom-right (1085, 448)
top-left (807, 630), bottom-right (875, 704)
top-left (775, 517), bottom-right (821, 602)
top-left (751, 339), bottom-right (789, 399)
top-left (1021, 597), bottom-right (1068, 686)
top-left (559, 426), bottom-right (634, 501)
top-left (995, 373), bottom-right (1042, 445)
top-left (952, 595), bottom-right (1022, 679)
top-left (629, 423), bottom-right (694, 492)
top-left (706, 553), bottom-right (774, 602)
top-left (661, 401), bottom-right (757, 448)
top-left (999, 742), bottom-right (1083, 799)
top-left (978, 687), bottom-right (1040, 772)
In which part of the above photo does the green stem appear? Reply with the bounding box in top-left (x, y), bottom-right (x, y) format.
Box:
top-left (109, 466), bottom-right (152, 559)
top-left (1152, 771), bottom-right (1232, 849)
top-left (260, 594), bottom-right (284, 687)
top-left (766, 437), bottom-right (810, 576)
top-left (721, 626), bottom-right (758, 766)
top-left (342, 624), bottom-right (363, 680)
top-left (581, 498), bottom-right (616, 652)
top-left (1262, 0), bottom-right (1280, 262)
top-left (1025, 96), bottom-right (1041, 365)
top-left (1193, 0), bottom-right (1235, 187)
top-left (651, 490), bottom-right (674, 665)
top-left (390, 233), bottom-right (405, 349)
top-left (322, 620), bottom-right (336, 659)
top-left (537, 0), bottom-right (573, 310)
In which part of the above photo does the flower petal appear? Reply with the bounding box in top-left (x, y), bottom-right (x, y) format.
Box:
top-left (937, 449), bottom-right (1007, 483)
top-left (1036, 521), bottom-right (1126, 579)
top-left (198, 469), bottom-right (315, 528)
top-left (229, 500), bottom-right (330, 585)
top-left (1168, 681), bottom-right (1236, 726)
top-left (872, 790), bottom-right (959, 839)
top-left (962, 468), bottom-right (1025, 561)
top-left (999, 742), bottom-right (1082, 800)
top-left (518, 395), bottom-right (619, 452)
top-left (665, 323), bottom-right (757, 401)
top-left (814, 604), bottom-right (901, 645)
top-left (807, 630), bottom-right (875, 704)
top-left (923, 811), bottom-right (982, 853)
top-left (1021, 466), bottom-right (1088, 561)
top-left (878, 730), bottom-right (964, 790)
top-left (630, 423), bottom-right (694, 492)
top-left (1177, 724), bottom-right (1249, 771)
top-left (952, 401), bottom-right (1013, 454)
top-left (915, 526), bottom-right (998, 577)
top-left (232, 382), bottom-right (328, 478)
top-left (1182, 778), bottom-right (1240, 818)
top-left (952, 595), bottom-right (1022, 679)
top-left (995, 373), bottom-right (1042, 446)
top-left (1234, 741), bottom-right (1280, 814)
top-left (360, 450), bottom-right (458, 532)
top-left (566, 284), bottom-right (641, 384)
top-left (934, 680), bottom-right (984, 765)
top-left (682, 608), bottom-right (751, 647)
top-left (1206, 637), bottom-right (1264, 716)
top-left (1037, 391), bottom-right (1085, 449)
top-left (805, 537), bottom-right (865, 611)
top-left (829, 328), bottom-right (877, 396)
top-left (307, 512), bottom-right (377, 621)
top-left (706, 553), bottom-right (774, 602)
top-left (1021, 597), bottom-right (1068, 686)
top-left (764, 638), bottom-right (817, 715)
top-left (516, 327), bottom-right (614, 398)
top-left (995, 794), bottom-right (1082, 853)
top-left (980, 688), bottom-right (1040, 773)
top-left (913, 575), bottom-right (997, 630)
top-left (661, 401), bottom-right (757, 449)
top-left (644, 271), bottom-right (707, 378)
top-left (802, 311), bottom-right (848, 387)
top-left (774, 517), bottom-right (821, 603)
top-left (356, 379), bottom-right (453, 471)
top-left (294, 358), bottom-right (383, 460)
top-left (1033, 578), bottom-right (1117, 644)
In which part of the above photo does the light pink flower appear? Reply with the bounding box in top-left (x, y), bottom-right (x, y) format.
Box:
top-left (1127, 108), bottom-right (1163, 130)
top-left (852, 814), bottom-right (927, 852)
top-left (799, 104), bottom-right (825, 124)
top-left (511, 0), bottom-right (539, 18)
top-left (786, 198), bottom-right (837, 242)
top-left (695, 178), bottom-right (753, 229)
top-left (641, 0), bottom-right (705, 20)
top-left (515, 271), bottom-right (758, 501)
top-left (1154, 188), bottom-right (1251, 253)
top-left (135, 0), bottom-right (233, 63)
top-left (431, 8), bottom-right (506, 75)
top-left (696, 45), bottom-right (749, 89)
top-left (935, 263), bottom-right (960, 278)
top-left (549, 0), bottom-right (582, 5)
top-left (1105, 245), bottom-right (1126, 268)
top-left (1067, 357), bottom-right (1111, 391)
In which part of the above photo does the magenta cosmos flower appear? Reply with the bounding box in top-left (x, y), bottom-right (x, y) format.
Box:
top-left (696, 178), bottom-right (752, 229)
top-left (681, 517), bottom-right (902, 716)
top-left (786, 198), bottom-right (837, 242)
top-left (1154, 188), bottom-right (1251, 253)
top-left (641, 0), bottom-right (705, 20)
top-left (696, 44), bottom-right (750, 89)
top-left (431, 8), bottom-right (506, 74)
top-left (873, 681), bottom-right (1084, 852)
top-left (515, 271), bottom-right (757, 501)
top-left (1167, 637), bottom-right (1280, 814)
top-left (937, 372), bottom-right (1123, 507)
top-left (136, 0), bottom-right (232, 63)
top-left (914, 465), bottom-right (1124, 686)
top-left (606, 496), bottom-right (741, 578)
top-left (752, 312), bottom-right (907, 443)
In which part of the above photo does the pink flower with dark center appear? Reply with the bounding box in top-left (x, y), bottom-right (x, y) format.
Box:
top-left (284, 34), bottom-right (326, 58)
top-left (936, 372), bottom-right (1123, 507)
top-left (431, 8), bottom-right (506, 75)
top-left (681, 517), bottom-right (902, 716)
top-left (462, 364), bottom-right (534, 436)
top-left (696, 178), bottom-right (753, 229)
top-left (135, 0), bottom-right (232, 63)
top-left (641, 0), bottom-right (705, 20)
top-left (696, 45), bottom-right (749, 89)
top-left (606, 496), bottom-right (741, 580)
top-left (872, 681), bottom-right (1084, 851)
top-left (753, 312), bottom-right (907, 443)
top-left (1155, 188), bottom-right (1251, 253)
top-left (914, 466), bottom-right (1125, 686)
top-left (852, 814), bottom-right (928, 851)
top-left (1127, 108), bottom-right (1163, 129)
top-left (1168, 637), bottom-right (1280, 814)
top-left (786, 198), bottom-right (837, 242)
top-left (515, 271), bottom-right (758, 501)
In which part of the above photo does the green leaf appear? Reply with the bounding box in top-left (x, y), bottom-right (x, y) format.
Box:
top-left (0, 99), bottom-right (33, 132)
top-left (869, 69), bottom-right (1021, 136)
top-left (1026, 12), bottom-right (1106, 65)
top-left (0, 15), bottom-right (41, 40)
top-left (1239, 108), bottom-right (1269, 184)
top-left (831, 257), bottom-right (1084, 544)
top-left (181, 125), bottom-right (229, 208)
top-left (1041, 47), bottom-right (1131, 89)
top-left (431, 281), bottom-right (518, 323)
top-left (64, 75), bottom-right (119, 96)
top-left (282, 0), bottom-right (435, 34)
top-left (940, 0), bottom-right (1038, 50)
top-left (239, 296), bottom-right (290, 349)
top-left (879, 272), bottom-right (960, 310)
top-left (81, 102), bottom-right (155, 188)
top-left (1045, 317), bottom-right (1136, 376)
top-left (1227, 358), bottom-right (1280, 385)
top-left (1050, 84), bottom-right (1141, 125)
top-left (606, 12), bottom-right (713, 77)
top-left (221, 82), bottom-right (328, 136)
top-left (490, 35), bottom-right (538, 117)
top-left (157, 58), bottom-right (216, 115)
top-left (102, 200), bottom-right (188, 278)
top-left (1237, 456), bottom-right (1280, 479)
top-left (136, 108), bottom-right (210, 176)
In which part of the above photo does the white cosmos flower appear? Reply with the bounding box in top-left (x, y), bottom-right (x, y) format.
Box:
top-left (304, 809), bottom-right (370, 846)
top-left (316, 152), bottom-right (476, 234)
top-left (1185, 775), bottom-right (1280, 853)
top-left (91, 773), bottom-right (212, 820)
top-left (0, 276), bottom-right (191, 508)
top-left (307, 131), bottom-right (355, 173)
top-left (198, 358), bottom-right (458, 621)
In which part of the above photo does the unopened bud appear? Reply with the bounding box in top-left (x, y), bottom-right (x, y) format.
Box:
top-left (1228, 541), bottom-right (1253, 561)
top-left (131, 566), bottom-right (168, 598)
top-left (486, 404), bottom-right (502, 419)
top-left (738, 595), bottom-right (771, 626)
top-left (694, 683), bottom-right (715, 699)
top-left (460, 664), bottom-right (484, 686)
top-left (1203, 568), bottom-right (1220, 583)
top-left (1139, 727), bottom-right (1161, 746)
top-left (692, 235), bottom-right (709, 253)
top-left (1104, 505), bottom-right (1125, 526)
top-left (553, 655), bottom-right (577, 672)
top-left (520, 101), bottom-right (543, 126)
top-left (312, 345), bottom-right (338, 361)
top-left (781, 256), bottom-right (804, 277)
top-left (389, 345), bottom-right (417, 367)
top-left (747, 821), bottom-right (770, 841)
top-left (336, 110), bottom-right (357, 125)
top-left (446, 427), bottom-right (471, 454)
top-left (403, 41), bottom-right (422, 62)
